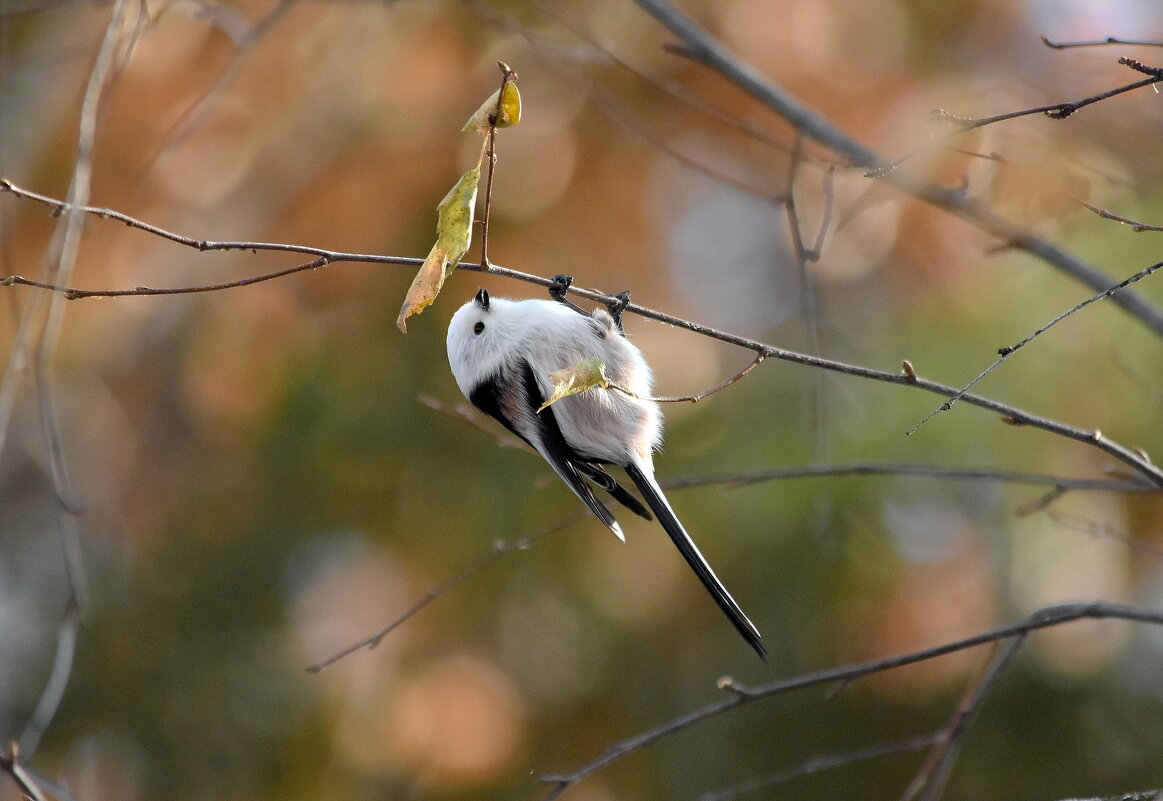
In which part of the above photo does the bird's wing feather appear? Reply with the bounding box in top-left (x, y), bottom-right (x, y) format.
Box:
top-left (575, 463), bottom-right (652, 521)
top-left (624, 461), bottom-right (765, 658)
top-left (471, 361), bottom-right (626, 540)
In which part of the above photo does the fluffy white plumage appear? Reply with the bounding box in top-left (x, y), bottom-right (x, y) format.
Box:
top-left (446, 288), bottom-right (764, 657)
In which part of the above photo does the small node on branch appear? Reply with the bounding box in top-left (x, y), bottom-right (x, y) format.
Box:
top-left (1001, 415), bottom-right (1024, 426)
top-left (900, 360), bottom-right (917, 382)
top-left (929, 108), bottom-right (974, 128)
top-left (716, 676), bottom-right (749, 696)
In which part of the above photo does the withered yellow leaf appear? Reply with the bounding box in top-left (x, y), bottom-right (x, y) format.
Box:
top-left (537, 358), bottom-right (609, 412)
top-left (396, 167), bottom-right (481, 333)
top-left (462, 81), bottom-right (522, 133)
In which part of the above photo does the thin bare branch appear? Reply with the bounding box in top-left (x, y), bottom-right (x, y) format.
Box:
top-left (538, 602), bottom-right (1163, 799)
top-left (1079, 200), bottom-right (1163, 232)
top-left (912, 636), bottom-right (1025, 801)
top-left (931, 58), bottom-right (1163, 128)
top-left (306, 513), bottom-right (585, 672)
top-left (612, 352), bottom-right (765, 403)
top-left (478, 61), bottom-right (516, 269)
top-left (909, 260), bottom-right (1163, 433)
top-left (699, 732), bottom-right (943, 801)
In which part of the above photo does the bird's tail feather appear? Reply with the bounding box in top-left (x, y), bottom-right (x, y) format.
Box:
top-left (625, 461), bottom-right (765, 658)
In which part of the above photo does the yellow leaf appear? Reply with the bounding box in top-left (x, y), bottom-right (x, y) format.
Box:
top-left (462, 81), bottom-right (522, 133)
top-left (537, 358), bottom-right (609, 412)
top-left (396, 167), bottom-right (481, 333)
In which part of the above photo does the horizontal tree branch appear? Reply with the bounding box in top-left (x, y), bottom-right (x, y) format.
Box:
top-left (3, 179), bottom-right (1160, 486)
top-left (537, 602), bottom-right (1163, 799)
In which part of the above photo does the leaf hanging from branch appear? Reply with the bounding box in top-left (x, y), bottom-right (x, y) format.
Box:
top-left (396, 166), bottom-right (480, 333)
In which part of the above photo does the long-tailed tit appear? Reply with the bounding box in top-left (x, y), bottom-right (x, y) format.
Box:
top-left (446, 287), bottom-right (764, 657)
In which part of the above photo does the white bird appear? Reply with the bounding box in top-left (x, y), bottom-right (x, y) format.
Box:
top-left (446, 287), bottom-right (764, 658)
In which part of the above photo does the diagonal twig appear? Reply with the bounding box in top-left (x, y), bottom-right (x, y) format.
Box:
top-left (306, 512), bottom-right (585, 672)
top-left (908, 260), bottom-right (1163, 434)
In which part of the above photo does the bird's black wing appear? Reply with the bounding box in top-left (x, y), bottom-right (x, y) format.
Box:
top-left (470, 361), bottom-right (625, 539)
top-left (575, 463), bottom-right (652, 521)
top-left (624, 462), bottom-right (765, 658)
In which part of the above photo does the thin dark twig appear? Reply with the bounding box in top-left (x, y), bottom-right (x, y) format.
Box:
top-left (699, 732), bottom-right (944, 801)
top-left (931, 67), bottom-right (1162, 128)
top-left (0, 178), bottom-right (364, 259)
top-left (478, 62), bottom-right (516, 270)
top-left (306, 513), bottom-right (585, 672)
top-left (612, 352), bottom-right (765, 403)
top-left (4, 255), bottom-right (333, 297)
top-left (3, 182), bottom-right (1161, 486)
top-left (1079, 200), bottom-right (1163, 232)
top-left (908, 260), bottom-right (1163, 434)
top-left (537, 602), bottom-right (1163, 799)
top-left (913, 636), bottom-right (1025, 801)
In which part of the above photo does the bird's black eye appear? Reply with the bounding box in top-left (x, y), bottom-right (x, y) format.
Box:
top-left (473, 322), bottom-right (485, 335)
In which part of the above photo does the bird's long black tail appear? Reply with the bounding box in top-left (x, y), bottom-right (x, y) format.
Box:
top-left (625, 461), bottom-right (765, 659)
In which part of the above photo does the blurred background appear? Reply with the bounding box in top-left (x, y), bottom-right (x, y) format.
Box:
top-left (3, 0), bottom-right (1163, 799)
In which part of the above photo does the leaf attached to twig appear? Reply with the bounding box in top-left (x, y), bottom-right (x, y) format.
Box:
top-left (537, 358), bottom-right (609, 412)
top-left (396, 166), bottom-right (481, 333)
top-left (462, 81), bottom-right (522, 133)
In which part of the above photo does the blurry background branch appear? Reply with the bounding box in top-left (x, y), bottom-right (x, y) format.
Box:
top-left (632, 0), bottom-right (1163, 337)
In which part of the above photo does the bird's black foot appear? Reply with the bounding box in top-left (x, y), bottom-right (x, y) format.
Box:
top-left (608, 290), bottom-right (631, 333)
top-left (548, 274), bottom-right (587, 315)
